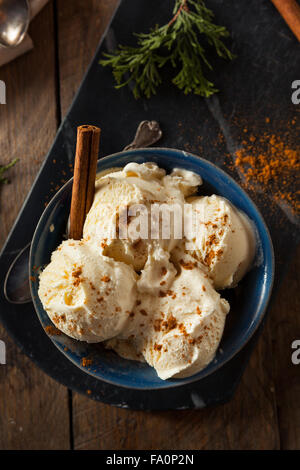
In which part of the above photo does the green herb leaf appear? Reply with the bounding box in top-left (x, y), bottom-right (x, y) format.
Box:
top-left (0, 158), bottom-right (18, 185)
top-left (100, 0), bottom-right (234, 99)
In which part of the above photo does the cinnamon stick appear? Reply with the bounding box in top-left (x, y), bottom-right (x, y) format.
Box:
top-left (85, 127), bottom-right (101, 215)
top-left (69, 125), bottom-right (101, 240)
top-left (270, 0), bottom-right (300, 42)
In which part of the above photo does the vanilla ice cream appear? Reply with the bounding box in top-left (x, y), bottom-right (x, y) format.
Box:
top-left (137, 245), bottom-right (177, 295)
top-left (163, 167), bottom-right (203, 196)
top-left (186, 195), bottom-right (256, 289)
top-left (38, 240), bottom-right (136, 342)
top-left (83, 162), bottom-right (202, 270)
top-left (106, 264), bottom-right (229, 379)
top-left (39, 161), bottom-right (256, 380)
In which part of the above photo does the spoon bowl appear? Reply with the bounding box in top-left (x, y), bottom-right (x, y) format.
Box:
top-left (0, 0), bottom-right (30, 48)
top-left (3, 243), bottom-right (31, 304)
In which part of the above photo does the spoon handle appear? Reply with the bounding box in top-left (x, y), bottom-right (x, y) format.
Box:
top-left (124, 121), bottom-right (162, 150)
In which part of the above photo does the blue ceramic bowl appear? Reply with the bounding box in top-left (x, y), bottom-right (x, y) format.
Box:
top-left (30, 148), bottom-right (274, 390)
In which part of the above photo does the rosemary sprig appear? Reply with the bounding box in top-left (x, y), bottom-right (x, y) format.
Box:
top-left (100, 0), bottom-right (234, 99)
top-left (0, 159), bottom-right (18, 185)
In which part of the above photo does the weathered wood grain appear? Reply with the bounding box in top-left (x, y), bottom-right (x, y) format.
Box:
top-left (71, 321), bottom-right (280, 450)
top-left (57, 0), bottom-right (120, 118)
top-left (272, 246), bottom-right (300, 449)
top-left (0, 2), bottom-right (70, 450)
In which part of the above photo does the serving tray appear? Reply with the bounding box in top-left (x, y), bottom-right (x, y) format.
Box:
top-left (0, 0), bottom-right (299, 410)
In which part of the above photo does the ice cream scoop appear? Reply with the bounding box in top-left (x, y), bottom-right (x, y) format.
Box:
top-left (186, 195), bottom-right (256, 289)
top-left (38, 240), bottom-right (136, 343)
top-left (106, 264), bottom-right (229, 379)
top-left (83, 162), bottom-right (166, 270)
top-left (83, 162), bottom-right (202, 271)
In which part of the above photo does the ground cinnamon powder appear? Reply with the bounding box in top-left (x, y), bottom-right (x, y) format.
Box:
top-left (230, 127), bottom-right (300, 217)
top-left (44, 325), bottom-right (62, 336)
top-left (81, 357), bottom-right (93, 367)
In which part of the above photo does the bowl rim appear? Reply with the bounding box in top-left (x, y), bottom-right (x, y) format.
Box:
top-left (30, 147), bottom-right (275, 390)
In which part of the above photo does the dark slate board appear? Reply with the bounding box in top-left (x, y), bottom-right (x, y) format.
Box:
top-left (0, 0), bottom-right (299, 410)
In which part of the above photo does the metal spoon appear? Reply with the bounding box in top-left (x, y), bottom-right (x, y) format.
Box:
top-left (0, 0), bottom-right (30, 48)
top-left (4, 120), bottom-right (162, 304)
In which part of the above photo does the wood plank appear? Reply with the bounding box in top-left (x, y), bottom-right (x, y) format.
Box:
top-left (272, 246), bottom-right (300, 449)
top-left (220, 318), bottom-right (280, 450)
top-left (71, 321), bottom-right (279, 450)
top-left (0, 2), bottom-right (70, 449)
top-left (56, 1), bottom-right (281, 450)
top-left (57, 0), bottom-right (120, 118)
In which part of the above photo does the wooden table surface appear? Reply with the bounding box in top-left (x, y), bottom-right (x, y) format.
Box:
top-left (0, 0), bottom-right (299, 450)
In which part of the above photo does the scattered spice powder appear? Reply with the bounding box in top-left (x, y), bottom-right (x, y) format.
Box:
top-left (178, 323), bottom-right (188, 337)
top-left (81, 357), bottom-right (93, 367)
top-left (44, 325), bottom-right (62, 336)
top-left (154, 318), bottom-right (163, 332)
top-left (162, 315), bottom-right (177, 332)
top-left (72, 266), bottom-right (82, 287)
top-left (204, 249), bottom-right (216, 267)
top-left (231, 130), bottom-right (300, 216)
top-left (206, 234), bottom-right (217, 247)
top-left (180, 259), bottom-right (196, 270)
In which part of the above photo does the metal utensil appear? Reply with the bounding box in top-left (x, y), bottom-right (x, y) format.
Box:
top-left (3, 120), bottom-right (162, 304)
top-left (0, 0), bottom-right (30, 48)
top-left (124, 120), bottom-right (162, 150)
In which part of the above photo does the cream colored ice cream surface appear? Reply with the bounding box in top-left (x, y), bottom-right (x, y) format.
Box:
top-left (186, 195), bottom-right (256, 289)
top-left (38, 240), bottom-right (137, 343)
top-left (106, 259), bottom-right (229, 380)
top-left (39, 162), bottom-right (256, 380)
top-left (83, 162), bottom-right (202, 271)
